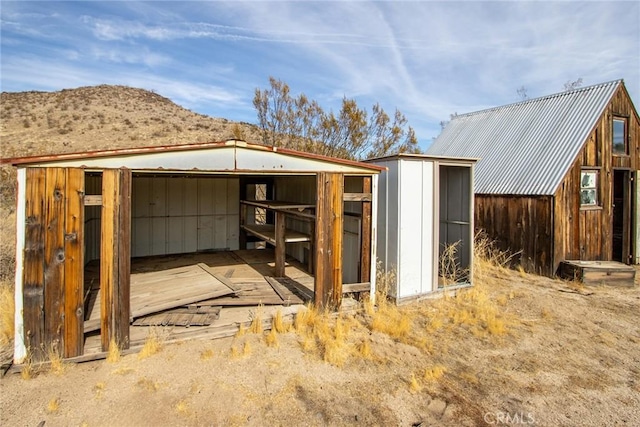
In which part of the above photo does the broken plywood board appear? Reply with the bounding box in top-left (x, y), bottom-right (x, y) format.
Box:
top-left (132, 306), bottom-right (221, 327)
top-left (84, 263), bottom-right (235, 332)
top-left (197, 279), bottom-right (304, 306)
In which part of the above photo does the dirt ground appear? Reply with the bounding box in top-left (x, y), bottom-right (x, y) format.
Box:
top-left (1, 263), bottom-right (639, 427)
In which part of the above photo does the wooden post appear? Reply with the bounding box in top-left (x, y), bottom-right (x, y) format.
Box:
top-left (314, 173), bottom-right (344, 309)
top-left (63, 168), bottom-right (84, 358)
top-left (23, 168), bottom-right (46, 360)
top-left (101, 168), bottom-right (131, 352)
top-left (43, 168), bottom-right (66, 355)
top-left (360, 176), bottom-right (372, 283)
top-left (115, 169), bottom-right (131, 349)
top-left (275, 211), bottom-right (286, 277)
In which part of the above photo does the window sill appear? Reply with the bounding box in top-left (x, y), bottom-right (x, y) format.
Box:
top-left (580, 205), bottom-right (603, 211)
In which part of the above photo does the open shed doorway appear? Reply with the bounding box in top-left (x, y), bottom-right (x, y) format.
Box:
top-left (438, 165), bottom-right (473, 285)
top-left (613, 169), bottom-right (633, 264)
top-left (81, 171), bottom-right (373, 355)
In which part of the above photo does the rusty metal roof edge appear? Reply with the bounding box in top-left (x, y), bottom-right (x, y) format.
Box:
top-left (1, 139), bottom-right (385, 172)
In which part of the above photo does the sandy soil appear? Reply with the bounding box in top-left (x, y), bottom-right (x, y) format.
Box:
top-left (1, 264), bottom-right (639, 427)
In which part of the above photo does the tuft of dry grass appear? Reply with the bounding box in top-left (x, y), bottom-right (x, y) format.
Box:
top-left (200, 348), bottom-right (215, 360)
top-left (94, 382), bottom-right (106, 399)
top-left (409, 373), bottom-right (422, 393)
top-left (136, 377), bottom-right (161, 392)
top-left (243, 341), bottom-right (252, 356)
top-left (106, 338), bottom-right (121, 363)
top-left (20, 349), bottom-right (35, 380)
top-left (47, 397), bottom-right (60, 414)
top-left (236, 322), bottom-right (246, 337)
top-left (424, 365), bottom-right (447, 382)
top-left (138, 329), bottom-right (163, 360)
top-left (249, 305), bottom-right (264, 334)
top-left (48, 343), bottom-right (67, 376)
top-left (265, 328), bottom-right (279, 348)
top-left (272, 309), bottom-right (290, 333)
top-left (175, 399), bottom-right (190, 416)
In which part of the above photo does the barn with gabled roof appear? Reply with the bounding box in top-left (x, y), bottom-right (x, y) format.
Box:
top-left (428, 79), bottom-right (639, 278)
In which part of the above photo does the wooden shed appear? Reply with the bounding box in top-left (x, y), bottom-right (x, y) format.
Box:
top-left (367, 155), bottom-right (476, 303)
top-left (3, 140), bottom-right (382, 362)
top-left (427, 80), bottom-right (640, 278)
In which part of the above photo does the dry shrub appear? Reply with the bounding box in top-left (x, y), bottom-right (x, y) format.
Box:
top-left (20, 349), bottom-right (35, 380)
top-left (48, 343), bottom-right (67, 376)
top-left (138, 329), bottom-right (163, 360)
top-left (409, 373), bottom-right (422, 393)
top-left (473, 231), bottom-right (519, 281)
top-left (424, 365), bottom-right (447, 382)
top-left (136, 377), bottom-right (161, 392)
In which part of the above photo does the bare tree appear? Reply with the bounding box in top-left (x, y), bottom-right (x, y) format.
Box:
top-left (253, 77), bottom-right (420, 160)
top-left (516, 86), bottom-right (529, 101)
top-left (563, 78), bottom-right (583, 91)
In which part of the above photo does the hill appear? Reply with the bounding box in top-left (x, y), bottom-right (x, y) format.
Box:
top-left (0, 84), bottom-right (262, 159)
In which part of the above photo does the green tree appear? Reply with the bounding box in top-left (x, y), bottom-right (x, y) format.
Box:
top-left (253, 77), bottom-right (420, 160)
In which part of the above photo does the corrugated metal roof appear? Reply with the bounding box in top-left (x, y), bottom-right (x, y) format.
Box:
top-left (426, 80), bottom-right (622, 195)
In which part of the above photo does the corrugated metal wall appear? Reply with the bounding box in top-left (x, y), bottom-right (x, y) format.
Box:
top-left (131, 175), bottom-right (239, 257)
top-left (439, 166), bottom-right (472, 278)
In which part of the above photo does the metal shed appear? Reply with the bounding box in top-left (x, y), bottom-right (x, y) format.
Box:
top-left (4, 140), bottom-right (382, 362)
top-left (367, 155), bottom-right (476, 303)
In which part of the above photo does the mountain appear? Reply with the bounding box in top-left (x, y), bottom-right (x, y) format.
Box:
top-left (0, 84), bottom-right (262, 159)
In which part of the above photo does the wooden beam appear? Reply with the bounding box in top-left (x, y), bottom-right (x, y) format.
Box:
top-left (100, 170), bottom-right (117, 351)
top-left (342, 282), bottom-right (371, 293)
top-left (314, 172), bottom-right (344, 309)
top-left (43, 168), bottom-right (66, 355)
top-left (274, 211), bottom-right (286, 277)
top-left (23, 168), bottom-right (46, 360)
top-left (83, 195), bottom-right (102, 206)
top-left (360, 177), bottom-right (372, 283)
top-left (63, 168), bottom-right (84, 358)
top-left (343, 192), bottom-right (372, 202)
top-left (115, 169), bottom-right (131, 349)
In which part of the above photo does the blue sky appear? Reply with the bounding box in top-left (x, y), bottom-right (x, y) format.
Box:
top-left (2, 1), bottom-right (639, 149)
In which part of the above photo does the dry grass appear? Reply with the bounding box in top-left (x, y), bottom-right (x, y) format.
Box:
top-left (106, 338), bottom-right (121, 363)
top-left (20, 349), bottom-right (35, 380)
top-left (48, 343), bottom-right (67, 376)
top-left (265, 328), bottom-right (279, 348)
top-left (175, 399), bottom-right (190, 416)
top-left (249, 305), bottom-right (264, 334)
top-left (199, 348), bottom-right (215, 360)
top-left (138, 329), bottom-right (163, 360)
top-left (136, 377), bottom-right (162, 392)
top-left (0, 281), bottom-right (14, 348)
top-left (272, 309), bottom-right (290, 333)
top-left (46, 397), bottom-right (60, 414)
top-left (409, 373), bottom-right (422, 393)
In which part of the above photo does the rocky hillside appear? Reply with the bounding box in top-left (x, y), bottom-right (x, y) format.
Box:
top-left (0, 84), bottom-right (262, 159)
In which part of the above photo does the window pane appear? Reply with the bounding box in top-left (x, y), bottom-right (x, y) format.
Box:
top-left (580, 172), bottom-right (596, 188)
top-left (613, 119), bottom-right (626, 154)
top-left (581, 189), bottom-right (597, 205)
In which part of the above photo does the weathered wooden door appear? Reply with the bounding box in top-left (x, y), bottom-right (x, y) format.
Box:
top-left (23, 167), bottom-right (85, 360)
top-left (612, 169), bottom-right (632, 264)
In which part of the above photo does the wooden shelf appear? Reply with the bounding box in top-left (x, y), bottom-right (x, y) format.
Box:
top-left (242, 224), bottom-right (311, 245)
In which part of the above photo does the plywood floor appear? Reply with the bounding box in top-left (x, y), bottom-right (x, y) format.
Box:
top-left (83, 249), bottom-right (314, 354)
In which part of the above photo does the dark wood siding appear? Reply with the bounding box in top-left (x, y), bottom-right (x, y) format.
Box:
top-left (553, 84), bottom-right (640, 271)
top-left (475, 195), bottom-right (553, 276)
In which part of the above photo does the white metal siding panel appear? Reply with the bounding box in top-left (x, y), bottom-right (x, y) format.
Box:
top-left (398, 160), bottom-right (424, 298)
top-left (131, 176), bottom-right (239, 257)
top-left (420, 161), bottom-right (435, 294)
top-left (14, 168), bottom-right (27, 363)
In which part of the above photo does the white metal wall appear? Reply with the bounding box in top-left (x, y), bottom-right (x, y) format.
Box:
top-left (132, 175), bottom-right (239, 257)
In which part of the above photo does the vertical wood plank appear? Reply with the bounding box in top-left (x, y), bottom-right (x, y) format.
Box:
top-left (274, 211), bottom-right (286, 277)
top-left (360, 176), bottom-right (372, 283)
top-left (23, 168), bottom-right (46, 360)
top-left (43, 168), bottom-right (66, 354)
top-left (330, 173), bottom-right (344, 306)
top-left (101, 170), bottom-right (118, 351)
top-left (115, 169), bottom-right (131, 349)
top-left (63, 168), bottom-right (84, 357)
top-left (314, 173), bottom-right (344, 309)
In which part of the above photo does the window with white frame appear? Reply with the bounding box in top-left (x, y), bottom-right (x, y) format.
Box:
top-left (580, 170), bottom-right (598, 206)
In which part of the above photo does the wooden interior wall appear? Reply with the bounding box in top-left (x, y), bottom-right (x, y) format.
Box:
top-left (314, 172), bottom-right (344, 309)
top-left (100, 169), bottom-right (131, 352)
top-left (553, 85), bottom-right (640, 270)
top-left (22, 167), bottom-right (84, 360)
top-left (475, 195), bottom-right (553, 276)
